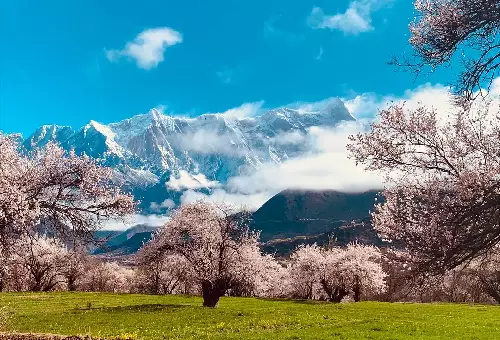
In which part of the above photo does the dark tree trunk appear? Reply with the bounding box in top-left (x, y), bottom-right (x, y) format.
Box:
top-left (479, 275), bottom-right (500, 304)
top-left (202, 280), bottom-right (227, 307)
top-left (321, 279), bottom-right (348, 303)
top-left (0, 269), bottom-right (6, 292)
top-left (67, 277), bottom-right (77, 291)
top-left (353, 277), bottom-right (361, 302)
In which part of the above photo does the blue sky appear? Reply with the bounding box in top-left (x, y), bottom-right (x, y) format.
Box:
top-left (0, 0), bottom-right (456, 136)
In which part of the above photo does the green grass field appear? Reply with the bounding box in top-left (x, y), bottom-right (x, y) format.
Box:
top-left (1, 292), bottom-right (499, 339)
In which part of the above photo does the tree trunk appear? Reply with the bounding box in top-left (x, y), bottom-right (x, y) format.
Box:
top-left (67, 277), bottom-right (77, 291)
top-left (321, 279), bottom-right (348, 303)
top-left (353, 276), bottom-right (361, 302)
top-left (202, 280), bottom-right (226, 307)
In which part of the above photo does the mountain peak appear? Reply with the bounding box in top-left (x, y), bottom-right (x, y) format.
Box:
top-left (146, 108), bottom-right (164, 121)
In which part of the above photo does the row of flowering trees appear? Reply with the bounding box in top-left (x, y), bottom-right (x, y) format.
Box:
top-left (0, 235), bottom-right (134, 292)
top-left (134, 203), bottom-right (388, 306)
top-left (1, 200), bottom-right (499, 308)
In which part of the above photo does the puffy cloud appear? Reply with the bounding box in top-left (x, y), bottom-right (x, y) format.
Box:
top-left (180, 189), bottom-right (274, 211)
top-left (344, 83), bottom-right (453, 119)
top-left (178, 129), bottom-right (248, 156)
top-left (308, 0), bottom-right (391, 35)
top-left (227, 122), bottom-right (383, 196)
top-left (271, 130), bottom-right (306, 146)
top-left (149, 199), bottom-right (176, 212)
top-left (106, 27), bottom-right (182, 69)
top-left (166, 170), bottom-right (220, 191)
top-left (101, 214), bottom-right (170, 230)
top-left (217, 101), bottom-right (264, 119)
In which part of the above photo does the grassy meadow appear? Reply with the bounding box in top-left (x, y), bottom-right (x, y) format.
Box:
top-left (0, 292), bottom-right (499, 339)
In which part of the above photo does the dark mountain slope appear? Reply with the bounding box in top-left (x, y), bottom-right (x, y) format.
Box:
top-left (252, 189), bottom-right (381, 242)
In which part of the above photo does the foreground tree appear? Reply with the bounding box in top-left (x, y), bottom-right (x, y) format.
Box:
top-left (142, 202), bottom-right (263, 307)
top-left (348, 101), bottom-right (500, 273)
top-left (0, 134), bottom-right (135, 248)
top-left (395, 0), bottom-right (500, 98)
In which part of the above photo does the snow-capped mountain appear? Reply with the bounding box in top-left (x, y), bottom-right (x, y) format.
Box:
top-left (22, 98), bottom-right (355, 211)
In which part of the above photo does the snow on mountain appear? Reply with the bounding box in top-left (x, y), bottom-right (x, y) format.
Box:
top-left (22, 99), bottom-right (355, 211)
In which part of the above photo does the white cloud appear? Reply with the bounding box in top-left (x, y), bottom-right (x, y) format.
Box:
top-left (178, 129), bottom-right (248, 156)
top-left (149, 199), bottom-right (175, 212)
top-left (101, 214), bottom-right (170, 230)
top-left (216, 69), bottom-right (233, 85)
top-left (218, 101), bottom-right (264, 119)
top-left (315, 46), bottom-right (324, 60)
top-left (308, 0), bottom-right (391, 35)
top-left (271, 130), bottom-right (307, 146)
top-left (344, 83), bottom-right (453, 119)
top-left (227, 122), bottom-right (383, 195)
top-left (166, 170), bottom-right (220, 191)
top-left (106, 27), bottom-right (182, 69)
top-left (181, 189), bottom-right (274, 211)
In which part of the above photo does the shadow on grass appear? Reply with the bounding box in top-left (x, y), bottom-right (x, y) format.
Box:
top-left (76, 304), bottom-right (192, 313)
top-left (256, 297), bottom-right (332, 305)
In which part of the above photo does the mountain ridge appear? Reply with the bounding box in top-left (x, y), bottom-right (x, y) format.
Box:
top-left (20, 99), bottom-right (355, 212)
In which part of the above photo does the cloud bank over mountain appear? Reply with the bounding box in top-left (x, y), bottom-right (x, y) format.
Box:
top-left (20, 81), bottom-right (469, 229)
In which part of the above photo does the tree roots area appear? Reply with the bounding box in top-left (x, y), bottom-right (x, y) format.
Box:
top-left (0, 292), bottom-right (499, 339)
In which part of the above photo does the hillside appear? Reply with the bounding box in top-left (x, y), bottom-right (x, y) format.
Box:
top-left (252, 189), bottom-right (381, 241)
top-left (94, 189), bottom-right (382, 256)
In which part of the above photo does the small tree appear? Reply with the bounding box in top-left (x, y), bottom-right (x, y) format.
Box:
top-left (288, 243), bottom-right (386, 302)
top-left (60, 247), bottom-right (89, 291)
top-left (288, 244), bottom-right (324, 300)
top-left (142, 202), bottom-right (261, 307)
top-left (10, 235), bottom-right (67, 292)
top-left (320, 244), bottom-right (386, 302)
top-left (136, 245), bottom-right (193, 295)
top-left (80, 259), bottom-right (135, 293)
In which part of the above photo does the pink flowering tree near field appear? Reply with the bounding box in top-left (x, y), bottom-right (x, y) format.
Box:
top-left (321, 244), bottom-right (386, 302)
top-left (394, 0), bottom-right (500, 98)
top-left (288, 244), bottom-right (324, 300)
top-left (60, 247), bottom-right (90, 291)
top-left (0, 134), bottom-right (135, 248)
top-left (80, 259), bottom-right (135, 293)
top-left (348, 101), bottom-right (500, 273)
top-left (288, 244), bottom-right (386, 302)
top-left (142, 202), bottom-right (266, 307)
top-left (136, 246), bottom-right (194, 295)
top-left (8, 235), bottom-right (68, 292)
